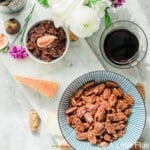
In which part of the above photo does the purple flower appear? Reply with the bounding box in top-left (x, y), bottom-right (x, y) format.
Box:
top-left (111, 0), bottom-right (125, 8)
top-left (9, 45), bottom-right (28, 59)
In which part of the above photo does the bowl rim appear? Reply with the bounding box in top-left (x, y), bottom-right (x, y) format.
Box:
top-left (58, 70), bottom-right (146, 150)
top-left (99, 20), bottom-right (148, 69)
top-left (24, 19), bottom-right (70, 64)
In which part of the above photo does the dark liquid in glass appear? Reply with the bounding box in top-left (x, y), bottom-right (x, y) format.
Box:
top-left (104, 29), bottom-right (139, 65)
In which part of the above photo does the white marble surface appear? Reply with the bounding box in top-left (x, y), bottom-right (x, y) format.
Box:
top-left (86, 0), bottom-right (150, 148)
top-left (0, 0), bottom-right (150, 149)
top-left (0, 1), bottom-right (104, 150)
top-left (0, 61), bottom-right (55, 150)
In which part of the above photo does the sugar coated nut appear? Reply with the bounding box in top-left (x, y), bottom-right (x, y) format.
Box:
top-left (65, 81), bottom-right (134, 147)
top-left (29, 109), bottom-right (40, 132)
top-left (136, 83), bottom-right (145, 99)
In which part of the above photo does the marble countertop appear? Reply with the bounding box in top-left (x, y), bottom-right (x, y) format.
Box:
top-left (86, 0), bottom-right (150, 147)
top-left (0, 0), bottom-right (150, 149)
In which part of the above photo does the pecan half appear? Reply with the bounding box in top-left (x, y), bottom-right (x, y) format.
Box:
top-left (136, 83), bottom-right (145, 99)
top-left (29, 109), bottom-right (40, 132)
top-left (106, 81), bottom-right (118, 88)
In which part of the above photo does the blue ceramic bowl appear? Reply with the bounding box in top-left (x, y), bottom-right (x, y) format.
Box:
top-left (58, 71), bottom-right (146, 150)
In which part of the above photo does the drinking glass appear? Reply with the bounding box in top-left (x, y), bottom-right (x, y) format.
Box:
top-left (99, 20), bottom-right (148, 69)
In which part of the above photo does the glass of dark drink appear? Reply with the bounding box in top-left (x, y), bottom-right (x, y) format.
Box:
top-left (99, 20), bottom-right (148, 68)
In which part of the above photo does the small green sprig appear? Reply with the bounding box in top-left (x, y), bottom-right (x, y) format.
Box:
top-left (86, 0), bottom-right (99, 7)
top-left (9, 3), bottom-right (36, 47)
top-left (105, 8), bottom-right (112, 28)
top-left (37, 0), bottom-right (49, 7)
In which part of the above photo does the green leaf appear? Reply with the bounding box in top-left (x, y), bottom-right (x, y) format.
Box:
top-left (105, 9), bottom-right (112, 28)
top-left (37, 0), bottom-right (49, 7)
top-left (86, 0), bottom-right (99, 7)
top-left (1, 46), bottom-right (9, 53)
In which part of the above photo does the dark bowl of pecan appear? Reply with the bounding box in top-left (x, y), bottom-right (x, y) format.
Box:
top-left (58, 71), bottom-right (146, 150)
top-left (25, 20), bottom-right (69, 64)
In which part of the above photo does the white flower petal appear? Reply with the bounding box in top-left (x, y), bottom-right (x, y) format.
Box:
top-left (51, 0), bottom-right (84, 27)
top-left (70, 6), bottom-right (101, 38)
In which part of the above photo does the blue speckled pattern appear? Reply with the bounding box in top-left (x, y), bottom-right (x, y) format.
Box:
top-left (58, 71), bottom-right (146, 150)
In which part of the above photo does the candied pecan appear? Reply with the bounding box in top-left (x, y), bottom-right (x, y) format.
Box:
top-left (88, 130), bottom-right (97, 144)
top-left (107, 113), bottom-right (127, 122)
top-left (107, 114), bottom-right (116, 122)
top-left (94, 106), bottom-right (105, 122)
top-left (112, 123), bottom-right (126, 132)
top-left (106, 81), bottom-right (118, 88)
top-left (76, 130), bottom-right (88, 140)
top-left (82, 95), bottom-right (96, 104)
top-left (97, 83), bottom-right (106, 95)
top-left (105, 122), bottom-right (116, 134)
top-left (74, 117), bottom-right (85, 132)
top-left (84, 86), bottom-right (99, 96)
top-left (108, 94), bottom-right (117, 107)
top-left (66, 107), bottom-right (77, 115)
top-left (77, 101), bottom-right (85, 107)
top-left (116, 108), bottom-right (122, 113)
top-left (84, 112), bottom-right (94, 124)
top-left (36, 26), bottom-right (45, 34)
top-left (112, 88), bottom-right (123, 97)
top-left (77, 106), bottom-right (86, 118)
top-left (101, 100), bottom-right (111, 111)
top-left (66, 115), bottom-right (71, 125)
top-left (102, 88), bottom-right (111, 100)
top-left (103, 134), bottom-right (112, 142)
top-left (111, 133), bottom-right (119, 140)
top-left (136, 83), bottom-right (145, 99)
top-left (82, 81), bottom-right (95, 90)
top-left (74, 88), bottom-right (83, 99)
top-left (117, 99), bottom-right (129, 111)
top-left (29, 109), bottom-right (40, 132)
top-left (124, 94), bottom-right (134, 106)
top-left (70, 115), bottom-right (77, 127)
top-left (94, 122), bottom-right (105, 136)
top-left (124, 108), bottom-right (132, 116)
top-left (116, 113), bottom-right (128, 121)
top-left (88, 124), bottom-right (94, 131)
top-left (84, 123), bottom-right (90, 131)
top-left (69, 31), bottom-right (78, 41)
top-left (86, 104), bottom-right (96, 111)
top-left (86, 104), bottom-right (97, 115)
top-left (70, 98), bottom-right (77, 107)
top-left (33, 49), bottom-right (40, 57)
top-left (130, 142), bottom-right (142, 150)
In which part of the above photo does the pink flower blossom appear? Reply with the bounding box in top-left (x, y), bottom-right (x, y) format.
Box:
top-left (111, 0), bottom-right (125, 8)
top-left (9, 45), bottom-right (28, 59)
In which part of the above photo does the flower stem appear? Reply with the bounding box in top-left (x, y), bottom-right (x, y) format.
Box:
top-left (105, 8), bottom-right (112, 28)
top-left (20, 3), bottom-right (36, 45)
top-left (10, 4), bottom-right (36, 47)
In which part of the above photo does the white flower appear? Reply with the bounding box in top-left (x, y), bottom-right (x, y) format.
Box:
top-left (70, 6), bottom-right (101, 38)
top-left (50, 0), bottom-right (85, 27)
top-left (93, 0), bottom-right (112, 18)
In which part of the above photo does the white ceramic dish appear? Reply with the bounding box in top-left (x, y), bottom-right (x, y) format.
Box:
top-left (58, 71), bottom-right (146, 150)
top-left (24, 20), bottom-right (70, 64)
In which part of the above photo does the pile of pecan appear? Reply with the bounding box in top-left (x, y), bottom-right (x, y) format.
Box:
top-left (26, 20), bottom-right (66, 62)
top-left (65, 81), bottom-right (134, 147)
